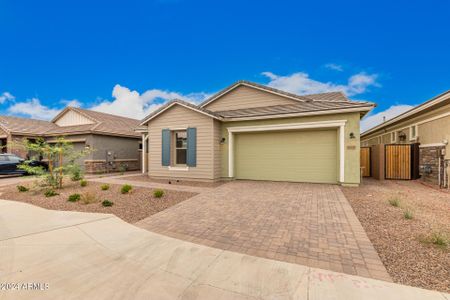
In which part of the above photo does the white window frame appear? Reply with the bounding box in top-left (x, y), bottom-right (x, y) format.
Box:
top-left (173, 130), bottom-right (188, 166)
top-left (391, 131), bottom-right (397, 143)
top-left (409, 125), bottom-right (418, 141)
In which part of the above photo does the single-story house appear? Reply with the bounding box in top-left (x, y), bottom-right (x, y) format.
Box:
top-left (0, 107), bottom-right (141, 173)
top-left (137, 81), bottom-right (375, 186)
top-left (361, 90), bottom-right (450, 186)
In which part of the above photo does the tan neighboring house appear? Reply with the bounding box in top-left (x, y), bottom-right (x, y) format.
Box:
top-left (0, 107), bottom-right (141, 173)
top-left (361, 90), bottom-right (450, 186)
top-left (137, 81), bottom-right (375, 186)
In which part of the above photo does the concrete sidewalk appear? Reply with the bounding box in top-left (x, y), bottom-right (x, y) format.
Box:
top-left (0, 200), bottom-right (448, 300)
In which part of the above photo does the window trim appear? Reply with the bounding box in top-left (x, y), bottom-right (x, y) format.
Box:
top-left (391, 131), bottom-right (397, 143)
top-left (409, 125), bottom-right (418, 141)
top-left (173, 130), bottom-right (187, 166)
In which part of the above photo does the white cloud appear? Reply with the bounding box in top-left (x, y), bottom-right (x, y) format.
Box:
top-left (89, 84), bottom-right (211, 119)
top-left (0, 92), bottom-right (15, 103)
top-left (8, 98), bottom-right (60, 120)
top-left (324, 63), bottom-right (343, 72)
top-left (361, 104), bottom-right (415, 132)
top-left (61, 99), bottom-right (82, 107)
top-left (262, 71), bottom-right (379, 96)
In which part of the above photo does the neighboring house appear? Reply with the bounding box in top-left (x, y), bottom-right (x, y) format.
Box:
top-left (361, 90), bottom-right (450, 186)
top-left (0, 107), bottom-right (141, 173)
top-left (137, 81), bottom-right (374, 186)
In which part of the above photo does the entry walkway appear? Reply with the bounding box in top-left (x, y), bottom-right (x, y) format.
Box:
top-left (0, 200), bottom-right (448, 299)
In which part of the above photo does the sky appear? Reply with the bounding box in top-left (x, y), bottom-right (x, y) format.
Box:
top-left (0, 0), bottom-right (449, 132)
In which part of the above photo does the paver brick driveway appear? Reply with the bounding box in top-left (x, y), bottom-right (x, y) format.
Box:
top-left (136, 181), bottom-right (391, 281)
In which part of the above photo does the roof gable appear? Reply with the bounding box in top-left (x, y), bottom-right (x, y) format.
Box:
top-left (140, 99), bottom-right (222, 125)
top-left (53, 108), bottom-right (96, 127)
top-left (200, 81), bottom-right (313, 110)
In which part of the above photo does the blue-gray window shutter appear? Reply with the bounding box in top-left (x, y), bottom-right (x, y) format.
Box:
top-left (186, 127), bottom-right (197, 167)
top-left (161, 129), bottom-right (171, 166)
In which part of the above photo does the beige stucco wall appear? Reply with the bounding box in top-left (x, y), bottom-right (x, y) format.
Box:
top-left (219, 112), bottom-right (362, 185)
top-left (146, 105), bottom-right (216, 180)
top-left (361, 102), bottom-right (450, 157)
top-left (204, 85), bottom-right (298, 111)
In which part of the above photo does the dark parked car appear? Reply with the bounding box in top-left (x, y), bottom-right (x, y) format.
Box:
top-left (0, 154), bottom-right (48, 175)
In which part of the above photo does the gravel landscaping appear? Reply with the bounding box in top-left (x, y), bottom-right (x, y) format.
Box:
top-left (341, 178), bottom-right (450, 293)
top-left (0, 180), bottom-right (197, 223)
top-left (125, 175), bottom-right (226, 188)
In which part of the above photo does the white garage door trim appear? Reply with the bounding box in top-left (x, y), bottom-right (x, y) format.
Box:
top-left (227, 120), bottom-right (347, 182)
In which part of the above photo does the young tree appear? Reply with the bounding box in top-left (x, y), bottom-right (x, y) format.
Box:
top-left (18, 137), bottom-right (91, 189)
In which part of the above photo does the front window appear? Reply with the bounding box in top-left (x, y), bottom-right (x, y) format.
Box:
top-left (410, 125), bottom-right (417, 140)
top-left (174, 131), bottom-right (187, 165)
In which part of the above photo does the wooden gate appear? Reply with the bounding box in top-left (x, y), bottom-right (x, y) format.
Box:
top-left (385, 144), bottom-right (412, 180)
top-left (360, 147), bottom-right (371, 177)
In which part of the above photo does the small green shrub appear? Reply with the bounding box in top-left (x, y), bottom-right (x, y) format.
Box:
top-left (388, 198), bottom-right (400, 207)
top-left (430, 232), bottom-right (448, 247)
top-left (44, 189), bottom-right (59, 197)
top-left (80, 192), bottom-right (98, 205)
top-left (68, 193), bottom-right (81, 202)
top-left (153, 189), bottom-right (164, 198)
top-left (403, 209), bottom-right (413, 220)
top-left (102, 200), bottom-right (114, 207)
top-left (80, 179), bottom-right (88, 187)
top-left (70, 165), bottom-right (83, 181)
top-left (121, 184), bottom-right (132, 194)
top-left (100, 184), bottom-right (110, 191)
top-left (17, 185), bottom-right (29, 192)
top-left (118, 164), bottom-right (127, 174)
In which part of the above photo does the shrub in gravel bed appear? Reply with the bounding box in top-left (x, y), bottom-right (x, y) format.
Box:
top-left (388, 198), bottom-right (400, 207)
top-left (121, 184), bottom-right (132, 194)
top-left (153, 189), bottom-right (164, 198)
top-left (68, 193), bottom-right (81, 202)
top-left (100, 184), bottom-right (110, 191)
top-left (80, 179), bottom-right (88, 187)
top-left (80, 192), bottom-right (98, 204)
top-left (403, 209), bottom-right (413, 219)
top-left (44, 189), bottom-right (59, 197)
top-left (102, 200), bottom-right (114, 207)
top-left (17, 185), bottom-right (29, 192)
top-left (430, 232), bottom-right (448, 247)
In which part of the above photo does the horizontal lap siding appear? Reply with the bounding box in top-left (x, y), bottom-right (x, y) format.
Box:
top-left (213, 120), bottom-right (222, 179)
top-left (147, 105), bottom-right (214, 180)
top-left (204, 85), bottom-right (298, 111)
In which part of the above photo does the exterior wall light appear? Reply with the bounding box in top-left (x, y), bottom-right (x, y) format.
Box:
top-left (220, 137), bottom-right (226, 144)
top-left (349, 132), bottom-right (355, 139)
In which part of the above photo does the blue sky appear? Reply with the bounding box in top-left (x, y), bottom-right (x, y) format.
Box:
top-left (0, 0), bottom-right (449, 131)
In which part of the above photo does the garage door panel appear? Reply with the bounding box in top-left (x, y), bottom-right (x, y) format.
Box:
top-left (234, 130), bottom-right (337, 183)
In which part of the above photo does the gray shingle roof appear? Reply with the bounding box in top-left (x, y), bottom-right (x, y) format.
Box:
top-left (215, 101), bottom-right (373, 119)
top-left (0, 107), bottom-right (140, 138)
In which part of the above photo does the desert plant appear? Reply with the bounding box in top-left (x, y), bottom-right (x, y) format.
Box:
top-left (153, 189), bottom-right (164, 198)
top-left (68, 193), bottom-right (81, 202)
top-left (100, 184), bottom-right (110, 191)
top-left (16, 137), bottom-right (91, 189)
top-left (102, 200), bottom-right (114, 207)
top-left (121, 184), bottom-right (132, 194)
top-left (69, 164), bottom-right (83, 181)
top-left (430, 232), bottom-right (448, 247)
top-left (403, 209), bottom-right (413, 220)
top-left (118, 163), bottom-right (127, 174)
top-left (80, 192), bottom-right (98, 205)
top-left (80, 179), bottom-right (88, 187)
top-left (16, 185), bottom-right (29, 192)
top-left (44, 189), bottom-right (59, 197)
top-left (388, 198), bottom-right (400, 207)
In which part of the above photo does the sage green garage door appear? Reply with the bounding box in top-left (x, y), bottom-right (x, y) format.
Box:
top-left (234, 129), bottom-right (338, 183)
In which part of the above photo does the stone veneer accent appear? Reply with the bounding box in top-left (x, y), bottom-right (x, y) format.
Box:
top-left (419, 146), bottom-right (446, 186)
top-left (84, 159), bottom-right (140, 174)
